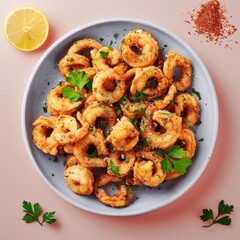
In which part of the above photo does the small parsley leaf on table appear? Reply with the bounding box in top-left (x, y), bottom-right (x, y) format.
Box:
top-left (22, 200), bottom-right (56, 226)
top-left (200, 200), bottom-right (234, 227)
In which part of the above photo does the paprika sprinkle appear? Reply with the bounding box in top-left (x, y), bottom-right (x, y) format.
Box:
top-left (188, 0), bottom-right (237, 46)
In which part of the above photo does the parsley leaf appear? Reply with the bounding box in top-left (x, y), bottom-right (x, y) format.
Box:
top-left (108, 160), bottom-right (120, 176)
top-left (160, 156), bottom-right (172, 173)
top-left (66, 70), bottom-right (89, 91)
top-left (62, 87), bottom-right (82, 102)
top-left (200, 200), bottom-right (234, 227)
top-left (155, 145), bottom-right (192, 175)
top-left (42, 212), bottom-right (57, 225)
top-left (132, 90), bottom-right (145, 103)
top-left (62, 70), bottom-right (90, 102)
top-left (167, 145), bottom-right (186, 158)
top-left (171, 158), bottom-right (192, 175)
top-left (22, 200), bottom-right (56, 226)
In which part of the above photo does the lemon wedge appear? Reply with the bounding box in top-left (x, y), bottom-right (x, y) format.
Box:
top-left (4, 7), bottom-right (49, 51)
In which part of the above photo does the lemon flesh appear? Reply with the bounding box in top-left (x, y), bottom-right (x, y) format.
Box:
top-left (4, 7), bottom-right (49, 51)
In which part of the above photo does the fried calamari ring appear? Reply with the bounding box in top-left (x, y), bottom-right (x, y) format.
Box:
top-left (173, 93), bottom-right (200, 128)
top-left (130, 66), bottom-right (169, 100)
top-left (133, 151), bottom-right (166, 187)
top-left (73, 129), bottom-right (108, 168)
top-left (93, 46), bottom-right (121, 71)
top-left (120, 68), bottom-right (148, 119)
top-left (141, 110), bottom-right (182, 149)
top-left (146, 85), bottom-right (177, 116)
top-left (64, 155), bottom-right (79, 170)
top-left (67, 38), bottom-right (103, 55)
top-left (68, 38), bottom-right (102, 79)
top-left (120, 100), bottom-right (148, 119)
top-left (106, 116), bottom-right (139, 151)
top-left (120, 29), bottom-right (159, 67)
top-left (64, 156), bottom-right (94, 195)
top-left (106, 151), bottom-right (136, 177)
top-left (178, 128), bottom-right (196, 158)
top-left (92, 68), bottom-right (125, 104)
top-left (53, 114), bottom-right (89, 145)
top-left (58, 54), bottom-right (90, 77)
top-left (32, 116), bottom-right (59, 155)
top-left (47, 84), bottom-right (83, 116)
top-left (163, 50), bottom-right (192, 91)
top-left (82, 101), bottom-right (117, 136)
top-left (67, 38), bottom-right (103, 79)
top-left (94, 173), bottom-right (133, 207)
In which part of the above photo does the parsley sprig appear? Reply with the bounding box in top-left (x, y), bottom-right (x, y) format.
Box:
top-left (200, 200), bottom-right (234, 227)
top-left (62, 70), bottom-right (90, 102)
top-left (22, 200), bottom-right (56, 226)
top-left (155, 145), bottom-right (192, 175)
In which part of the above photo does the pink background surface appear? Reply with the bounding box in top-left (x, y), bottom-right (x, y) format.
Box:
top-left (1, 0), bottom-right (240, 239)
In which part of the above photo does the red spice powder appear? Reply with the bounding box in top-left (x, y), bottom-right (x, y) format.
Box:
top-left (189, 0), bottom-right (237, 45)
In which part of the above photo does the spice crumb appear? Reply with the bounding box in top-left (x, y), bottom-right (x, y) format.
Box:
top-left (186, 0), bottom-right (238, 47)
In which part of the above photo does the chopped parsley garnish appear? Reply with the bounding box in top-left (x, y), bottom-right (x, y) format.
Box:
top-left (87, 150), bottom-right (98, 158)
top-left (192, 88), bottom-right (201, 100)
top-left (119, 95), bottom-right (127, 105)
top-left (43, 106), bottom-right (47, 113)
top-left (114, 33), bottom-right (119, 39)
top-left (99, 51), bottom-right (109, 59)
top-left (108, 160), bottom-right (120, 176)
top-left (132, 89), bottom-right (146, 103)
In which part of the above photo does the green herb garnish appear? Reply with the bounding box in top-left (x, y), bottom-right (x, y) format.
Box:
top-left (100, 51), bottom-right (109, 59)
top-left (87, 150), bottom-right (98, 158)
top-left (192, 88), bottom-right (201, 100)
top-left (200, 200), bottom-right (234, 227)
top-left (22, 200), bottom-right (56, 226)
top-left (108, 160), bottom-right (120, 176)
top-left (62, 70), bottom-right (90, 102)
top-left (155, 145), bottom-right (192, 175)
top-left (119, 95), bottom-right (127, 105)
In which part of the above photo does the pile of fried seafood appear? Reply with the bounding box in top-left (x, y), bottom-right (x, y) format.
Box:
top-left (32, 29), bottom-right (200, 208)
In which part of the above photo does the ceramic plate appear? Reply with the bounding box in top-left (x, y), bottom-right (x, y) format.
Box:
top-left (22, 18), bottom-right (218, 216)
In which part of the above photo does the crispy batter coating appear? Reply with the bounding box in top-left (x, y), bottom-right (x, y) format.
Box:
top-left (64, 156), bottom-right (94, 195)
top-left (141, 110), bottom-right (182, 149)
top-left (173, 93), bottom-right (200, 128)
top-left (94, 173), bottom-right (133, 207)
top-left (32, 116), bottom-right (59, 155)
top-left (163, 50), bottom-right (192, 91)
top-left (120, 29), bottom-right (159, 67)
top-left (133, 151), bottom-right (166, 187)
top-left (92, 68), bottom-right (125, 104)
top-left (130, 66), bottom-right (169, 100)
top-left (73, 129), bottom-right (108, 168)
top-left (107, 116), bottom-right (139, 151)
top-left (47, 84), bottom-right (83, 116)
